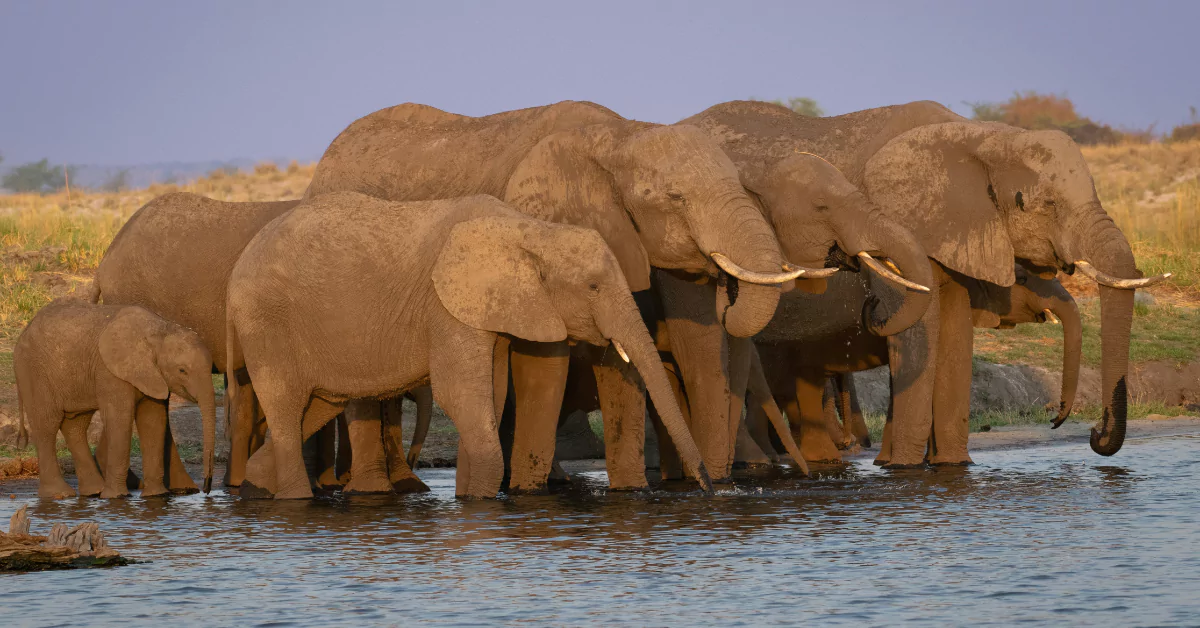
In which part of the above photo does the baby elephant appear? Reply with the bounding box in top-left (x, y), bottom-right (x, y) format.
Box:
top-left (15, 299), bottom-right (217, 499)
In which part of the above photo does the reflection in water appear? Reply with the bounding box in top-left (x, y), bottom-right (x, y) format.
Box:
top-left (2, 436), bottom-right (1198, 625)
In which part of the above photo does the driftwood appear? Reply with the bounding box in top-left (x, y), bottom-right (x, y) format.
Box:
top-left (0, 505), bottom-right (130, 571)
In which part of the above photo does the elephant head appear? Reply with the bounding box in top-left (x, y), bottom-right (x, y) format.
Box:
top-left (746, 153), bottom-right (934, 335)
top-left (967, 266), bottom-right (1082, 426)
top-left (99, 306), bottom-right (217, 491)
top-left (431, 212), bottom-right (713, 491)
top-left (863, 123), bottom-right (1169, 456)
top-left (504, 123), bottom-right (830, 338)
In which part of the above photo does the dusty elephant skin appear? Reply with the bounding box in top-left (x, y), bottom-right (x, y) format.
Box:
top-left (640, 131), bottom-right (935, 470)
top-left (226, 192), bottom-right (712, 499)
top-left (91, 192), bottom-right (298, 488)
top-left (305, 101), bottom-right (806, 489)
top-left (14, 300), bottom-right (217, 500)
top-left (684, 100), bottom-right (1167, 466)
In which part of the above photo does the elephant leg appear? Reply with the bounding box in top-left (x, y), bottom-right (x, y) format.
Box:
top-left (592, 348), bottom-right (648, 491)
top-left (62, 412), bottom-right (103, 497)
top-left (98, 393), bottom-right (138, 499)
top-left (794, 371), bottom-right (843, 463)
top-left (650, 361), bottom-right (688, 481)
top-left (840, 374), bottom-right (871, 448)
top-left (429, 315), bottom-right (505, 499)
top-left (224, 374), bottom-right (255, 487)
top-left (336, 411), bottom-right (353, 483)
top-left (405, 386), bottom-right (433, 469)
top-left (930, 276), bottom-right (974, 465)
top-left (726, 336), bottom-right (756, 465)
top-left (381, 397), bottom-right (426, 492)
top-left (249, 399), bottom-right (268, 456)
top-left (312, 418), bottom-right (340, 490)
top-left (659, 272), bottom-right (733, 481)
top-left (134, 397), bottom-right (170, 497)
top-left (32, 410), bottom-right (74, 499)
top-left (880, 261), bottom-right (942, 468)
top-left (508, 338), bottom-right (569, 494)
top-left (164, 423), bottom-right (198, 494)
top-left (248, 382), bottom-right (342, 499)
top-left (822, 378), bottom-right (850, 448)
top-left (341, 400), bottom-right (394, 494)
top-left (95, 419), bottom-right (140, 491)
top-left (743, 401), bottom-right (777, 461)
top-left (746, 347), bottom-right (809, 475)
top-left (734, 418), bottom-right (772, 467)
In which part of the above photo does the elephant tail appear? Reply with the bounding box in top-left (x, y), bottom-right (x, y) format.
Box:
top-left (87, 280), bottom-right (102, 304)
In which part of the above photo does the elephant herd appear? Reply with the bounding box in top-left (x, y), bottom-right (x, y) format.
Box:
top-left (15, 99), bottom-right (1168, 500)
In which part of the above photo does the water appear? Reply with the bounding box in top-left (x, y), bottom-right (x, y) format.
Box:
top-left (3, 434), bottom-right (1200, 626)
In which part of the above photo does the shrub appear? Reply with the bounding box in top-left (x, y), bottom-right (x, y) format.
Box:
top-left (967, 91), bottom-right (1121, 146)
top-left (752, 96), bottom-right (824, 117)
top-left (2, 159), bottom-right (77, 194)
top-left (253, 161), bottom-right (279, 176)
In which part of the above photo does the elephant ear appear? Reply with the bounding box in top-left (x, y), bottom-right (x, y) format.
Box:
top-left (864, 122), bottom-right (1016, 287)
top-left (432, 216), bottom-right (568, 343)
top-left (99, 307), bottom-right (170, 399)
top-left (503, 127), bottom-right (652, 292)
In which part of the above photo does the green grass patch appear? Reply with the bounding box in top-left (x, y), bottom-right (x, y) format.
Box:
top-left (974, 300), bottom-right (1200, 370)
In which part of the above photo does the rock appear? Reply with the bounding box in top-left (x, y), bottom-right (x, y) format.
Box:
top-left (9, 505), bottom-right (29, 535)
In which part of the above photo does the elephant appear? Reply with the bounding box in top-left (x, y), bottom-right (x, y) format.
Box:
top-left (91, 192), bottom-right (298, 488)
top-left (682, 100), bottom-right (1168, 466)
top-left (748, 265), bottom-right (1084, 463)
top-left (14, 299), bottom-right (217, 499)
top-left (226, 192), bottom-right (712, 499)
top-left (302, 100), bottom-right (822, 490)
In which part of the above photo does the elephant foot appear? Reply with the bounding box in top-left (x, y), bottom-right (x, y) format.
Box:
top-left (141, 481), bottom-right (170, 498)
top-left (99, 487), bottom-right (131, 499)
top-left (39, 481), bottom-right (76, 500)
top-left (929, 457), bottom-right (975, 467)
top-left (314, 471), bottom-right (344, 491)
top-left (343, 474), bottom-right (395, 495)
top-left (168, 474), bottom-right (199, 494)
top-left (547, 461), bottom-right (572, 485)
top-left (392, 476), bottom-right (431, 494)
top-left (607, 478), bottom-right (649, 491)
top-left (238, 480), bottom-right (275, 500)
top-left (274, 483), bottom-right (315, 500)
top-left (76, 478), bottom-right (105, 498)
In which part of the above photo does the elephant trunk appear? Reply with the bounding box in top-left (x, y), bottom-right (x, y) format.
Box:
top-left (703, 196), bottom-right (786, 338)
top-left (833, 199), bottom-right (935, 336)
top-left (1068, 207), bottom-right (1137, 455)
top-left (1049, 289), bottom-right (1083, 428)
top-left (194, 377), bottom-right (218, 493)
top-left (596, 290), bottom-right (714, 492)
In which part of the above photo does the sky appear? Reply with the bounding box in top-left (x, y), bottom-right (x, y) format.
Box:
top-left (1, 0), bottom-right (1198, 166)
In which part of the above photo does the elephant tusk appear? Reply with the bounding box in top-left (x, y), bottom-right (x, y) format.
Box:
top-left (710, 252), bottom-right (836, 284)
top-left (1073, 260), bottom-right (1171, 290)
top-left (1043, 308), bottom-right (1061, 324)
top-left (612, 340), bottom-right (630, 363)
top-left (857, 252), bottom-right (931, 293)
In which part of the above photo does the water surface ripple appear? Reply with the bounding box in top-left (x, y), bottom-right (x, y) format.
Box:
top-left (3, 435), bottom-right (1199, 626)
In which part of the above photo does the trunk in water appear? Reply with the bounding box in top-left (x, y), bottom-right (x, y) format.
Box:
top-left (195, 380), bottom-right (218, 492)
top-left (597, 291), bottom-right (713, 492)
top-left (706, 200), bottom-right (787, 338)
top-left (1072, 209), bottom-right (1136, 455)
top-left (1050, 292), bottom-right (1083, 426)
top-left (833, 205), bottom-right (934, 336)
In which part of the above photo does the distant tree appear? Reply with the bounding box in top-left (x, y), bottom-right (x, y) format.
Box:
top-left (1168, 106), bottom-right (1200, 143)
top-left (1, 159), bottom-right (77, 194)
top-left (966, 91), bottom-right (1122, 145)
top-left (753, 96), bottom-right (825, 117)
top-left (101, 168), bottom-right (131, 193)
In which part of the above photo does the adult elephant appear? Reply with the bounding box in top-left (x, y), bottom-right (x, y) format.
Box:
top-left (749, 266), bottom-right (1083, 462)
top-left (301, 101), bottom-right (818, 489)
top-left (683, 100), bottom-right (1168, 464)
top-left (91, 193), bottom-right (298, 489)
top-left (228, 193), bottom-right (712, 498)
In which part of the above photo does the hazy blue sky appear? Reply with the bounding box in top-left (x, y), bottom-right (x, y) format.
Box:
top-left (2, 1), bottom-right (1197, 166)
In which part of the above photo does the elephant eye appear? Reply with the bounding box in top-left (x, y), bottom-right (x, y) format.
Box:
top-left (179, 368), bottom-right (186, 374)
top-left (588, 282), bottom-right (600, 292)
top-left (666, 191), bottom-right (685, 203)
top-left (1015, 191), bottom-right (1025, 210)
